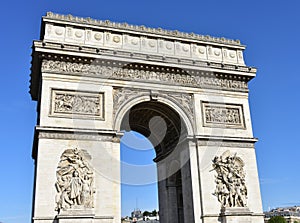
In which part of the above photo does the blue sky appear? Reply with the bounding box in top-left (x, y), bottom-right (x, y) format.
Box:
top-left (1, 0), bottom-right (300, 222)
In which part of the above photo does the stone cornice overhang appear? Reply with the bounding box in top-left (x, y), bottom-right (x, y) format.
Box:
top-left (32, 126), bottom-right (121, 160)
top-left (30, 41), bottom-right (257, 100)
top-left (42, 12), bottom-right (245, 49)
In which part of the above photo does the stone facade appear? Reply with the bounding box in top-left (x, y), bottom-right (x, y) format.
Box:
top-left (30, 12), bottom-right (264, 223)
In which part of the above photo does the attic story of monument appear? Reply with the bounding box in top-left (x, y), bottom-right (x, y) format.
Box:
top-left (29, 12), bottom-right (264, 223)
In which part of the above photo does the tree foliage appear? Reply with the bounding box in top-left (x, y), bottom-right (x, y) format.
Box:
top-left (143, 211), bottom-right (150, 216)
top-left (268, 216), bottom-right (287, 223)
top-left (152, 209), bottom-right (157, 216)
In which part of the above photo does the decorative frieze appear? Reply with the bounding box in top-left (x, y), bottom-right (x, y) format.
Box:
top-left (42, 60), bottom-right (248, 92)
top-left (55, 148), bottom-right (95, 212)
top-left (50, 89), bottom-right (104, 120)
top-left (38, 132), bottom-right (114, 142)
top-left (202, 102), bottom-right (245, 129)
top-left (197, 140), bottom-right (254, 148)
top-left (212, 151), bottom-right (247, 207)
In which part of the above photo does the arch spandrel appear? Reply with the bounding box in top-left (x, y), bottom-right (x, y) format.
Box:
top-left (113, 89), bottom-right (195, 137)
top-left (30, 12), bottom-right (264, 223)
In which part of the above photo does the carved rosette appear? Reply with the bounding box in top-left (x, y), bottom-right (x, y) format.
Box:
top-left (55, 148), bottom-right (95, 212)
top-left (212, 151), bottom-right (247, 208)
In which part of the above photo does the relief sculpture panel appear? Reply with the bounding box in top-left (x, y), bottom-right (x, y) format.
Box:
top-left (55, 148), bottom-right (95, 212)
top-left (212, 151), bottom-right (247, 208)
top-left (202, 102), bottom-right (245, 129)
top-left (50, 89), bottom-right (104, 120)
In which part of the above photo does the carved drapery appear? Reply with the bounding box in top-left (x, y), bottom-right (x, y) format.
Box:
top-left (55, 148), bottom-right (95, 212)
top-left (42, 60), bottom-right (248, 92)
top-left (212, 151), bottom-right (247, 208)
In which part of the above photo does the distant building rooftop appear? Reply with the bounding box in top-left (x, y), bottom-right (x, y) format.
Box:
top-left (264, 206), bottom-right (300, 223)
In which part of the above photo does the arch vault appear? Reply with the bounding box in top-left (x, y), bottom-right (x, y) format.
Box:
top-left (29, 12), bottom-right (264, 223)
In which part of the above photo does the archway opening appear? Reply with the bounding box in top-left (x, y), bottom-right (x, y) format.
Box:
top-left (119, 101), bottom-right (190, 223)
top-left (120, 131), bottom-right (158, 219)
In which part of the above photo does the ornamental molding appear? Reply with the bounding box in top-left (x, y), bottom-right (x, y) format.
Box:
top-left (39, 132), bottom-right (114, 142)
top-left (50, 89), bottom-right (104, 120)
top-left (45, 12), bottom-right (242, 47)
top-left (197, 140), bottom-right (254, 148)
top-left (55, 148), bottom-right (95, 212)
top-left (42, 59), bottom-right (249, 92)
top-left (202, 102), bottom-right (245, 129)
top-left (212, 151), bottom-right (247, 208)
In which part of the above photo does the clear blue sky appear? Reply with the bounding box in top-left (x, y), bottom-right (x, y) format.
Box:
top-left (1, 0), bottom-right (300, 222)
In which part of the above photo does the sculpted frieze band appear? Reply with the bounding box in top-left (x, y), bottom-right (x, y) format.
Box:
top-left (42, 60), bottom-right (248, 91)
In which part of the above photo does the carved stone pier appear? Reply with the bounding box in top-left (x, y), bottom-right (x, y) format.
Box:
top-left (29, 12), bottom-right (264, 223)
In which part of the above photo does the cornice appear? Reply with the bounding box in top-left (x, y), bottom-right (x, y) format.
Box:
top-left (196, 135), bottom-right (257, 147)
top-left (44, 12), bottom-right (243, 48)
top-left (33, 41), bottom-right (256, 75)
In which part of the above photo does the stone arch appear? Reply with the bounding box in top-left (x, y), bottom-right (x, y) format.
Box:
top-left (114, 93), bottom-right (194, 137)
top-left (116, 96), bottom-right (194, 223)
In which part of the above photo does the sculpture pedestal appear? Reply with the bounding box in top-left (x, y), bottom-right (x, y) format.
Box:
top-left (220, 207), bottom-right (253, 223)
top-left (57, 209), bottom-right (95, 223)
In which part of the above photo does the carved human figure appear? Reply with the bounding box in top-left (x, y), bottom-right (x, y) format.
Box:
top-left (221, 183), bottom-right (229, 206)
top-left (69, 170), bottom-right (83, 205)
top-left (212, 151), bottom-right (247, 208)
top-left (215, 179), bottom-right (223, 203)
top-left (55, 175), bottom-right (73, 211)
top-left (234, 179), bottom-right (246, 207)
top-left (81, 175), bottom-right (94, 208)
top-left (55, 148), bottom-right (95, 212)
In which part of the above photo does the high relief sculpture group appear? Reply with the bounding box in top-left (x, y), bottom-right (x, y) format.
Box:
top-left (29, 12), bottom-right (265, 223)
top-left (212, 152), bottom-right (247, 208)
top-left (55, 148), bottom-right (95, 212)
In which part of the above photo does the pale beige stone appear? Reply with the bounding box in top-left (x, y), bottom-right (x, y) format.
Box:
top-left (30, 12), bottom-right (264, 223)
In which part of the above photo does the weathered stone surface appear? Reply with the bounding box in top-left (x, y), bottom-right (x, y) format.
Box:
top-left (30, 12), bottom-right (264, 223)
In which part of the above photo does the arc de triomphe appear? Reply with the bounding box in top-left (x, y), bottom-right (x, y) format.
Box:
top-left (29, 12), bottom-right (264, 223)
